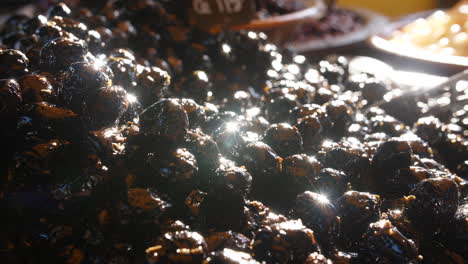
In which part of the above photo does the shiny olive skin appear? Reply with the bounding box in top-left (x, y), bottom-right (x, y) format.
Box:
top-left (0, 2), bottom-right (466, 263)
top-left (136, 66), bottom-right (171, 107)
top-left (407, 177), bottom-right (460, 234)
top-left (140, 99), bottom-right (189, 143)
top-left (146, 231), bottom-right (208, 264)
top-left (263, 123), bottom-right (303, 157)
top-left (39, 37), bottom-right (87, 71)
top-left (252, 220), bottom-right (319, 264)
top-left (0, 49), bottom-right (29, 78)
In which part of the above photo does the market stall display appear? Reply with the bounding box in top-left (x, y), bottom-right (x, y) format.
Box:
top-left (0, 1), bottom-right (466, 264)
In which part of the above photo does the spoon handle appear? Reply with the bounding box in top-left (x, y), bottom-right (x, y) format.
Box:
top-left (369, 69), bottom-right (468, 110)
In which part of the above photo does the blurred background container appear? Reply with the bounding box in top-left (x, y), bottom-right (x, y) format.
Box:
top-left (338, 0), bottom-right (458, 17)
top-left (0, 0), bottom-right (459, 17)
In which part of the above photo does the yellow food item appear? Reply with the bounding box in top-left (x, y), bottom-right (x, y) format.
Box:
top-left (391, 1), bottom-right (468, 57)
top-left (339, 0), bottom-right (436, 17)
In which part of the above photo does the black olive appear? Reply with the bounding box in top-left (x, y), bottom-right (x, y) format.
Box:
top-left (0, 79), bottom-right (22, 118)
top-left (112, 20), bottom-right (138, 47)
top-left (318, 138), bottom-right (371, 188)
top-left (126, 187), bottom-right (170, 213)
top-left (107, 57), bottom-right (137, 91)
top-left (16, 101), bottom-right (83, 142)
top-left (326, 55), bottom-right (349, 73)
top-left (23, 15), bottom-right (48, 35)
top-left (132, 28), bottom-right (162, 54)
top-left (1, 32), bottom-right (26, 49)
top-left (213, 121), bottom-right (248, 160)
top-left (47, 3), bottom-right (72, 18)
top-left (35, 24), bottom-right (66, 42)
top-left (222, 90), bottom-right (253, 114)
top-left (437, 133), bottom-right (468, 170)
top-left (336, 191), bottom-right (381, 249)
top-left (400, 132), bottom-right (434, 158)
top-left (63, 60), bottom-right (112, 92)
top-left (204, 231), bottom-right (251, 253)
top-left (84, 13), bottom-right (108, 28)
top-left (376, 166), bottom-right (430, 199)
top-left (296, 115), bottom-right (323, 152)
top-left (109, 48), bottom-right (136, 61)
top-left (185, 189), bottom-right (207, 217)
top-left (199, 162), bottom-right (247, 230)
top-left (18, 74), bottom-right (54, 103)
top-left (85, 85), bottom-right (129, 129)
top-left (252, 220), bottom-right (319, 264)
top-left (175, 70), bottom-right (212, 103)
top-left (345, 73), bottom-right (368, 92)
top-left (319, 60), bottom-right (345, 85)
top-left (360, 78), bottom-right (388, 104)
top-left (453, 203), bottom-right (468, 241)
top-left (323, 100), bottom-right (353, 140)
top-left (61, 61), bottom-right (112, 113)
top-left (456, 160), bottom-right (468, 180)
top-left (264, 95), bottom-right (299, 123)
top-left (448, 170), bottom-right (467, 201)
top-left (364, 220), bottom-right (420, 263)
top-left (49, 16), bottom-right (88, 39)
top-left (241, 200), bottom-right (286, 235)
top-left (1, 15), bottom-right (29, 35)
top-left (177, 99), bottom-right (206, 129)
top-left (370, 114), bottom-right (408, 136)
top-left (136, 66), bottom-right (171, 107)
top-left (159, 148), bottom-right (199, 188)
top-left (0, 49), bottom-right (29, 78)
top-left (263, 123), bottom-right (303, 157)
top-left (203, 111), bottom-right (241, 135)
top-left (372, 138), bottom-right (414, 170)
top-left (140, 99), bottom-right (189, 143)
top-left (14, 35), bottom-right (39, 53)
top-left (407, 177), bottom-right (460, 234)
top-left (86, 30), bottom-right (105, 53)
top-left (311, 168), bottom-right (349, 199)
top-left (289, 104), bottom-right (322, 123)
top-left (303, 252), bottom-right (333, 264)
top-left (382, 96), bottom-right (423, 126)
top-left (24, 44), bottom-right (42, 70)
top-left (240, 142), bottom-right (282, 179)
top-left (94, 26), bottom-right (114, 48)
top-left (416, 157), bottom-right (447, 171)
top-left (207, 248), bottom-right (260, 264)
top-left (244, 113), bottom-right (270, 135)
top-left (39, 37), bottom-right (87, 71)
top-left (292, 191), bottom-right (340, 253)
top-left (282, 154), bottom-right (321, 195)
top-left (289, 81), bottom-right (315, 105)
top-left (413, 116), bottom-right (446, 146)
top-left (184, 129), bottom-right (220, 173)
top-left (314, 87), bottom-right (336, 105)
top-left (12, 139), bottom-right (75, 186)
top-left (210, 158), bottom-right (252, 197)
top-left (146, 231), bottom-right (208, 264)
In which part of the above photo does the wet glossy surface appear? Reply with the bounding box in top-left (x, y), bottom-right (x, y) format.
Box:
top-left (0, 2), bottom-right (467, 264)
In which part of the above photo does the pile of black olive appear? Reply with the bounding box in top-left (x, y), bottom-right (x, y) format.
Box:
top-left (0, 1), bottom-right (466, 263)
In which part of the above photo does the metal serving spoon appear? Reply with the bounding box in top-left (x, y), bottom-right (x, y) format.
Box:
top-left (370, 69), bottom-right (468, 109)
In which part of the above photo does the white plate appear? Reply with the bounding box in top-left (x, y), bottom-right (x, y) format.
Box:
top-left (369, 10), bottom-right (468, 70)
